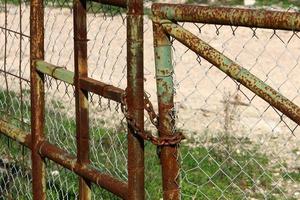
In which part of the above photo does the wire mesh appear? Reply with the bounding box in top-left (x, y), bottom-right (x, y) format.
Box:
top-left (0, 0), bottom-right (31, 199)
top-left (166, 10), bottom-right (300, 199)
top-left (0, 0), bottom-right (129, 199)
top-left (45, 159), bottom-right (79, 199)
top-left (0, 135), bottom-right (32, 199)
top-left (0, 0), bottom-right (30, 129)
top-left (1, 0), bottom-right (300, 199)
top-left (42, 1), bottom-right (129, 199)
top-left (85, 5), bottom-right (128, 188)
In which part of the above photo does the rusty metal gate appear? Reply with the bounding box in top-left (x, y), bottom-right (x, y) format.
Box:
top-left (151, 3), bottom-right (300, 199)
top-left (1, 0), bottom-right (146, 199)
top-left (0, 0), bottom-right (300, 199)
top-left (30, 0), bottom-right (144, 199)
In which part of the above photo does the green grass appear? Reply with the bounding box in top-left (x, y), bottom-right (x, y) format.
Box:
top-left (181, 145), bottom-right (278, 199)
top-left (0, 89), bottom-right (299, 199)
top-left (0, 89), bottom-right (30, 131)
top-left (283, 171), bottom-right (300, 182)
top-left (2, 0), bottom-right (125, 15)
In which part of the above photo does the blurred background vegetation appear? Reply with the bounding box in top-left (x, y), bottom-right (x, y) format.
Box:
top-left (185, 0), bottom-right (300, 7)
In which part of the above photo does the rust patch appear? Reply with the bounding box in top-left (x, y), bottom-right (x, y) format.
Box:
top-left (152, 3), bottom-right (300, 31)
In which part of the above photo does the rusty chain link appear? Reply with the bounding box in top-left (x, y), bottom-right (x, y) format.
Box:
top-left (144, 93), bottom-right (159, 128)
top-left (121, 90), bottom-right (185, 146)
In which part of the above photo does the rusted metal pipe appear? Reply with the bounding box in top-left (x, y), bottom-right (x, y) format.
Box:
top-left (38, 141), bottom-right (128, 199)
top-left (30, 0), bottom-right (46, 198)
top-left (161, 20), bottom-right (300, 125)
top-left (91, 0), bottom-right (127, 8)
top-left (0, 26), bottom-right (30, 38)
top-left (0, 119), bottom-right (31, 148)
top-left (35, 60), bottom-right (124, 103)
top-left (152, 3), bottom-right (300, 31)
top-left (0, 69), bottom-right (30, 83)
top-left (127, 0), bottom-right (145, 199)
top-left (80, 77), bottom-right (124, 103)
top-left (0, 120), bottom-right (128, 199)
top-left (73, 0), bottom-right (91, 198)
top-left (35, 60), bottom-right (74, 84)
top-left (153, 20), bottom-right (180, 200)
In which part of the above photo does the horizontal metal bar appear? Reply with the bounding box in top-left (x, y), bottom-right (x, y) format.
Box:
top-left (161, 20), bottom-right (300, 125)
top-left (80, 77), bottom-right (124, 103)
top-left (0, 69), bottom-right (30, 83)
top-left (36, 60), bottom-right (74, 84)
top-left (0, 26), bottom-right (30, 38)
top-left (38, 141), bottom-right (128, 199)
top-left (91, 0), bottom-right (127, 8)
top-left (152, 3), bottom-right (300, 31)
top-left (35, 60), bottom-right (124, 103)
top-left (0, 119), bottom-right (31, 148)
top-left (0, 119), bottom-right (128, 199)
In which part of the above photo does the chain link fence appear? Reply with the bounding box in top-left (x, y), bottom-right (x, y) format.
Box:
top-left (0, 0), bottom-right (32, 199)
top-left (0, 0), bottom-right (160, 198)
top-left (1, 0), bottom-right (300, 199)
top-left (149, 5), bottom-right (300, 199)
top-left (0, 0), bottom-right (131, 199)
top-left (42, 1), bottom-right (130, 199)
top-left (170, 21), bottom-right (300, 199)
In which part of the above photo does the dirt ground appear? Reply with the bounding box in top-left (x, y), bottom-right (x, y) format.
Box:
top-left (0, 3), bottom-right (299, 197)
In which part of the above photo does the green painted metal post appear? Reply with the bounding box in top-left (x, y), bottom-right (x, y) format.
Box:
top-left (161, 20), bottom-right (300, 126)
top-left (153, 20), bottom-right (180, 200)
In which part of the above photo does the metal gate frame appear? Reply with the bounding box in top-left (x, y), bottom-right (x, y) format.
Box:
top-left (30, 0), bottom-right (145, 199)
top-left (1, 1), bottom-right (300, 200)
top-left (152, 3), bottom-right (300, 200)
top-left (0, 0), bottom-right (145, 199)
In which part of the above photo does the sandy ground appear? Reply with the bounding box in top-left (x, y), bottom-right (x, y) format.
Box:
top-left (0, 3), bottom-right (300, 197)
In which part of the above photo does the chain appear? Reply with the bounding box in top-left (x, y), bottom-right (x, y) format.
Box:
top-left (144, 93), bottom-right (159, 128)
top-left (121, 90), bottom-right (185, 146)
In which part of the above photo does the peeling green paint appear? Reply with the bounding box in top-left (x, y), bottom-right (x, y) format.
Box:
top-left (36, 60), bottom-right (74, 85)
top-left (153, 21), bottom-right (181, 199)
top-left (152, 3), bottom-right (300, 31)
top-left (161, 20), bottom-right (300, 125)
top-left (154, 44), bottom-right (174, 104)
top-left (0, 119), bottom-right (30, 146)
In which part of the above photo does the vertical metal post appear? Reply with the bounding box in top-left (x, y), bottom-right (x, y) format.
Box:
top-left (73, 0), bottom-right (91, 199)
top-left (127, 0), bottom-right (145, 199)
top-left (153, 21), bottom-right (180, 200)
top-left (30, 0), bottom-right (46, 198)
